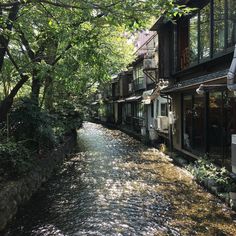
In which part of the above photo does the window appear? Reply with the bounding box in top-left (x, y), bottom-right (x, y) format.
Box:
top-left (161, 103), bottom-right (168, 116)
top-left (227, 0), bottom-right (236, 47)
top-left (151, 101), bottom-right (154, 118)
top-left (137, 103), bottom-right (144, 118)
top-left (200, 4), bottom-right (211, 59)
top-left (225, 91), bottom-right (236, 162)
top-left (182, 94), bottom-right (205, 153)
top-left (189, 15), bottom-right (199, 64)
top-left (208, 91), bottom-right (235, 167)
top-left (183, 95), bottom-right (193, 150)
top-left (182, 90), bottom-right (235, 169)
top-left (134, 64), bottom-right (144, 90)
top-left (125, 103), bottom-right (132, 117)
top-left (134, 65), bottom-right (144, 82)
top-left (179, 0), bottom-right (236, 70)
top-left (192, 94), bottom-right (205, 152)
top-left (208, 91), bottom-right (224, 161)
top-left (179, 19), bottom-right (190, 69)
top-left (214, 0), bottom-right (225, 53)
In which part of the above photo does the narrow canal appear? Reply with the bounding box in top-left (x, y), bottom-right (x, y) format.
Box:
top-left (3, 122), bottom-right (236, 236)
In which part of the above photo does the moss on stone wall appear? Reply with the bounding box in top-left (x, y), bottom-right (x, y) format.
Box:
top-left (0, 130), bottom-right (77, 232)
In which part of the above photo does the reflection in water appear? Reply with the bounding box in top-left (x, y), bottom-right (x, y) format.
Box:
top-left (3, 122), bottom-right (236, 236)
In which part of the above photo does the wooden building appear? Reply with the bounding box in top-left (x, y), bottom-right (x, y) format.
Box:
top-left (93, 31), bottom-right (170, 142)
top-left (151, 0), bottom-right (236, 172)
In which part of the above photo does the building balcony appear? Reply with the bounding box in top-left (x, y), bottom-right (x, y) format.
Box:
top-left (134, 79), bottom-right (145, 91)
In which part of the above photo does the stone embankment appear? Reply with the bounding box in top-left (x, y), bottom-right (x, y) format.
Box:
top-left (0, 130), bottom-right (77, 232)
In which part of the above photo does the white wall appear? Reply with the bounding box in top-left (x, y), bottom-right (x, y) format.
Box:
top-left (147, 97), bottom-right (167, 130)
top-left (152, 96), bottom-right (169, 119)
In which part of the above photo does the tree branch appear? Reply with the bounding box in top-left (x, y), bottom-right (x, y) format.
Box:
top-left (39, 3), bottom-right (60, 25)
top-left (6, 47), bottom-right (22, 75)
top-left (17, 29), bottom-right (35, 60)
top-left (0, 2), bottom-right (19, 72)
top-left (0, 48), bottom-right (29, 122)
top-left (52, 43), bottom-right (72, 66)
top-left (0, 0), bottom-right (83, 9)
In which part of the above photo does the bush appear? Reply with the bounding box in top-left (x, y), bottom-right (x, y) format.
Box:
top-left (0, 141), bottom-right (33, 178)
top-left (0, 122), bottom-right (7, 142)
top-left (9, 97), bottom-right (56, 151)
top-left (52, 100), bottom-right (83, 136)
top-left (187, 157), bottom-right (231, 192)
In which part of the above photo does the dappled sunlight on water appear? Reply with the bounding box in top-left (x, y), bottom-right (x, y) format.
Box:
top-left (4, 122), bottom-right (236, 236)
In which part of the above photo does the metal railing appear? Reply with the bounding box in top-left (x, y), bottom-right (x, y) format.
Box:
top-left (134, 79), bottom-right (145, 90)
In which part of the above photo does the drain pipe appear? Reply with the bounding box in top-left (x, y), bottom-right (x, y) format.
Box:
top-left (227, 44), bottom-right (236, 91)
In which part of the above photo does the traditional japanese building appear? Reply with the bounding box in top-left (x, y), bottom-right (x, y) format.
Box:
top-left (151, 0), bottom-right (236, 172)
top-left (92, 31), bottom-right (170, 143)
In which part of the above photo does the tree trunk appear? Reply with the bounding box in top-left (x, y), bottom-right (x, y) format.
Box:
top-left (0, 3), bottom-right (19, 72)
top-left (44, 75), bottom-right (54, 111)
top-left (31, 69), bottom-right (41, 106)
top-left (43, 36), bottom-right (58, 111)
top-left (0, 3), bottom-right (20, 122)
top-left (0, 75), bottom-right (29, 122)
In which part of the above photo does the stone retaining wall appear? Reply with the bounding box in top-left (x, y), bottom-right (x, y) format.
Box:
top-left (0, 130), bottom-right (77, 232)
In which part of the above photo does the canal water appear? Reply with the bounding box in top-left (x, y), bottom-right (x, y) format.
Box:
top-left (3, 122), bottom-right (236, 236)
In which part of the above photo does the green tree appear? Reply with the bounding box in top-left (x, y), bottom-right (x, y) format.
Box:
top-left (0, 0), bottom-right (192, 122)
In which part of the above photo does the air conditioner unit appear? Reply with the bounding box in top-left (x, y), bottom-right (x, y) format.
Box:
top-left (154, 116), bottom-right (169, 131)
top-left (143, 58), bottom-right (156, 69)
top-left (128, 83), bottom-right (133, 92)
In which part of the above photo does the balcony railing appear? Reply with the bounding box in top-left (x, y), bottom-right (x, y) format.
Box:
top-left (134, 78), bottom-right (145, 91)
top-left (124, 116), bottom-right (144, 133)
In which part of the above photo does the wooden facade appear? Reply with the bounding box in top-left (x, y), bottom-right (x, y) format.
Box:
top-left (92, 32), bottom-right (169, 140)
top-left (152, 0), bottom-right (236, 171)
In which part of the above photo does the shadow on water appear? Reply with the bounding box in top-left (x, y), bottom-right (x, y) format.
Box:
top-left (3, 122), bottom-right (236, 236)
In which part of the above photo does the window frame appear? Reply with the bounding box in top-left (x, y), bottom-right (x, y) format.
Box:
top-left (178, 0), bottom-right (236, 71)
top-left (160, 103), bottom-right (168, 116)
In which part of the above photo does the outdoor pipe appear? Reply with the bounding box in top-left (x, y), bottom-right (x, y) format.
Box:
top-left (227, 44), bottom-right (236, 91)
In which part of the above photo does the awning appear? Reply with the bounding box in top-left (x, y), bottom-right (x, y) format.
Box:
top-left (125, 96), bottom-right (142, 102)
top-left (162, 69), bottom-right (228, 93)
